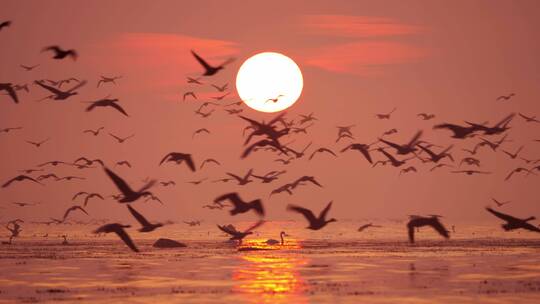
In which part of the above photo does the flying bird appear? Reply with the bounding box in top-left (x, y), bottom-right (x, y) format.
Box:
top-left (0, 20), bottom-right (11, 31)
top-left (191, 50), bottom-right (235, 76)
top-left (496, 93), bottom-right (515, 101)
top-left (492, 198), bottom-right (511, 207)
top-left (1, 127), bottom-right (22, 133)
top-left (375, 108), bottom-right (396, 119)
top-left (186, 77), bottom-right (203, 85)
top-left (358, 223), bottom-right (382, 232)
top-left (214, 192), bottom-right (265, 217)
top-left (417, 113), bottom-right (435, 120)
top-left (83, 127), bottom-right (104, 136)
top-left (103, 167), bottom-right (155, 203)
top-left (217, 220), bottom-right (265, 245)
top-left (485, 207), bottom-right (540, 233)
top-left (94, 223), bottom-right (139, 252)
top-left (417, 144), bottom-right (454, 163)
top-left (287, 201), bottom-right (336, 230)
top-left (2, 175), bottom-right (43, 188)
top-left (159, 152), bottom-right (196, 171)
top-left (341, 143), bottom-right (375, 164)
top-left (34, 80), bottom-right (87, 101)
top-left (60, 205), bottom-right (89, 222)
top-left (200, 158), bottom-right (221, 169)
top-left (26, 138), bottom-right (50, 148)
top-left (0, 83), bottom-right (19, 103)
top-left (41, 45), bottom-right (78, 60)
top-left (109, 133), bottom-right (134, 143)
top-left (20, 64), bottom-right (40, 71)
top-left (183, 91), bottom-right (197, 101)
top-left (518, 113), bottom-right (540, 123)
top-left (451, 170), bottom-right (491, 175)
top-left (505, 167), bottom-right (535, 181)
top-left (226, 169), bottom-right (254, 185)
top-left (379, 130), bottom-right (422, 155)
top-left (502, 146), bottom-right (524, 159)
top-left (85, 98), bottom-right (129, 116)
top-left (399, 166), bottom-right (417, 175)
top-left (97, 75), bottom-right (122, 87)
top-left (192, 128), bottom-right (210, 138)
top-left (407, 215), bottom-right (450, 243)
top-left (126, 205), bottom-right (163, 232)
top-left (211, 83), bottom-right (228, 92)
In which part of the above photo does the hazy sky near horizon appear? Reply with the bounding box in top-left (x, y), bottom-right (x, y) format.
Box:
top-left (1, 0), bottom-right (540, 224)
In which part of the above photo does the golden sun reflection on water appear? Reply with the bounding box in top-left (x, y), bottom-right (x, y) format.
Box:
top-left (233, 238), bottom-right (308, 304)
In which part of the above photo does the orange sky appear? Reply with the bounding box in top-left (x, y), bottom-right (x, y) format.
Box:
top-left (1, 0), bottom-right (540, 224)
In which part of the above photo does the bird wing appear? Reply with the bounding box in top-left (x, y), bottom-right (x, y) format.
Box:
top-left (215, 192), bottom-right (241, 206)
top-left (485, 207), bottom-right (521, 223)
top-left (114, 227), bottom-right (139, 252)
top-left (104, 167), bottom-right (135, 196)
top-left (217, 224), bottom-right (238, 236)
top-left (429, 219), bottom-right (450, 238)
top-left (287, 204), bottom-right (317, 224)
top-left (34, 80), bottom-right (63, 95)
top-left (407, 222), bottom-right (415, 243)
top-left (2, 84), bottom-right (19, 103)
top-left (244, 220), bottom-right (265, 233)
top-left (108, 102), bottom-right (129, 117)
top-left (191, 50), bottom-right (213, 71)
top-left (66, 80), bottom-right (86, 93)
top-left (127, 205), bottom-right (152, 227)
top-left (319, 201), bottom-right (333, 220)
top-left (378, 138), bottom-right (402, 150)
top-left (522, 222), bottom-right (540, 233)
top-left (72, 191), bottom-right (88, 201)
top-left (407, 130), bottom-right (423, 146)
top-left (159, 153), bottom-right (173, 165)
top-left (182, 154), bottom-right (196, 171)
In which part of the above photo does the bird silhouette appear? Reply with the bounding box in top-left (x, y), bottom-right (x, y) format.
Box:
top-left (417, 144), bottom-right (454, 163)
top-left (159, 152), bottom-right (196, 171)
top-left (433, 123), bottom-right (480, 139)
top-left (375, 108), bottom-right (396, 119)
top-left (287, 201), bottom-right (336, 230)
top-left (217, 220), bottom-right (265, 245)
top-left (85, 98), bottom-right (129, 116)
top-left (103, 167), bottom-right (155, 203)
top-left (485, 207), bottom-right (540, 233)
top-left (183, 91), bottom-right (197, 101)
top-left (0, 83), bottom-right (19, 103)
top-left (358, 223), bottom-right (382, 232)
top-left (83, 127), bottom-right (104, 136)
top-left (191, 50), bottom-right (235, 76)
top-left (492, 198), bottom-right (511, 207)
top-left (200, 158), bottom-right (221, 169)
top-left (94, 223), bottom-right (139, 252)
top-left (265, 94), bottom-right (285, 103)
top-left (187, 77), bottom-right (203, 85)
top-left (496, 93), bottom-right (515, 101)
top-left (298, 113), bottom-right (317, 125)
top-left (34, 80), bottom-right (87, 100)
top-left (451, 170), bottom-right (491, 175)
top-left (1, 126), bottom-right (22, 133)
top-left (417, 113), bottom-right (436, 120)
top-left (407, 215), bottom-right (449, 243)
top-left (109, 133), bottom-right (134, 143)
top-left (126, 205), bottom-right (163, 232)
top-left (214, 192), bottom-right (265, 217)
top-left (430, 163), bottom-right (453, 172)
top-left (309, 147), bottom-right (337, 160)
top-left (20, 64), bottom-right (40, 71)
top-left (466, 113), bottom-right (514, 135)
top-left (41, 45), bottom-right (78, 60)
top-left (2, 175), bottom-right (43, 188)
top-left (377, 148), bottom-right (413, 167)
top-left (59, 205), bottom-right (89, 222)
top-left (97, 75), bottom-right (122, 87)
top-left (341, 143), bottom-right (375, 164)
top-left (211, 92), bottom-right (231, 101)
top-left (226, 169), bottom-right (254, 185)
top-left (379, 130), bottom-right (422, 155)
top-left (460, 157), bottom-right (481, 167)
top-left (519, 113), bottom-right (540, 123)
top-left (192, 128), bottom-right (210, 138)
top-left (502, 146), bottom-right (524, 159)
top-left (399, 166), bottom-right (417, 175)
top-left (116, 160), bottom-right (132, 168)
top-left (211, 83), bottom-right (229, 92)
top-left (381, 128), bottom-right (398, 136)
top-left (242, 139), bottom-right (288, 158)
top-left (505, 167), bottom-right (535, 181)
top-left (252, 170), bottom-right (286, 183)
top-left (0, 20), bottom-right (11, 31)
top-left (26, 138), bottom-right (50, 148)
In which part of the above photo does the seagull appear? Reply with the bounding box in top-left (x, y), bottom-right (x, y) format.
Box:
top-left (217, 220), bottom-right (265, 245)
top-left (85, 98), bottom-right (129, 116)
top-left (0, 20), bottom-right (11, 31)
top-left (291, 123), bottom-right (314, 134)
top-left (417, 144), bottom-right (454, 163)
top-left (160, 180), bottom-right (176, 187)
top-left (381, 128), bottom-right (398, 136)
top-left (269, 183), bottom-right (295, 197)
top-left (478, 134), bottom-right (511, 151)
top-left (103, 167), bottom-right (156, 203)
top-left (291, 176), bottom-right (323, 189)
top-left (20, 64), bottom-right (40, 71)
top-left (225, 108), bottom-right (243, 115)
top-left (466, 113), bottom-right (514, 135)
top-left (298, 113), bottom-right (317, 125)
top-left (284, 142), bottom-right (312, 159)
top-left (109, 133), bottom-right (134, 143)
top-left (211, 83), bottom-right (228, 92)
top-left (183, 91), bottom-right (197, 101)
top-left (187, 77), bottom-right (203, 85)
top-left (309, 147), bottom-right (337, 160)
top-left (56, 176), bottom-right (86, 181)
top-left (97, 75), bottom-right (122, 87)
top-left (2, 175), bottom-right (43, 188)
top-left (211, 92), bottom-right (231, 101)
top-left (144, 194), bottom-right (163, 205)
top-left (94, 223), bottom-right (139, 252)
top-left (375, 107), bottom-right (396, 119)
top-left (74, 157), bottom-right (104, 167)
top-left (1, 127), bottom-right (22, 133)
top-left (225, 169), bottom-right (254, 185)
top-left (60, 205), bottom-right (89, 222)
top-left (492, 198), bottom-right (511, 207)
top-left (518, 113), bottom-right (540, 123)
top-left (407, 215), bottom-right (449, 243)
top-left (379, 130), bottom-right (422, 155)
top-left (287, 201), bottom-right (336, 230)
top-left (460, 157), bottom-right (481, 167)
top-left (41, 45), bottom-right (78, 60)
top-left (83, 127), bottom-right (104, 136)
top-left (159, 152), bottom-right (196, 171)
top-left (0, 83), bottom-right (19, 103)
top-left (496, 93), bottom-right (515, 101)
top-left (19, 168), bottom-right (43, 174)
top-left (485, 207), bottom-right (540, 233)
top-left (505, 167), bottom-right (535, 181)
top-left (265, 94), bottom-right (284, 104)
top-left (252, 170), bottom-right (286, 183)
top-left (200, 158), bottom-right (221, 169)
top-left (357, 223), bottom-right (382, 232)
top-left (433, 123), bottom-right (479, 139)
top-left (417, 113), bottom-right (436, 120)
top-left (214, 192), bottom-right (265, 217)
top-left (34, 80), bottom-right (87, 101)
top-left (116, 160), bottom-right (132, 168)
top-left (186, 178), bottom-right (207, 185)
top-left (192, 128), bottom-right (210, 138)
top-left (126, 205), bottom-right (163, 232)
top-left (196, 101), bottom-right (219, 112)
top-left (73, 192), bottom-right (104, 207)
top-left (275, 157), bottom-right (295, 165)
top-left (399, 166), bottom-right (417, 175)
top-left (451, 170), bottom-right (491, 175)
top-left (341, 143), bottom-right (376, 164)
top-left (191, 50), bottom-right (235, 76)
top-left (26, 138), bottom-right (50, 148)
top-left (502, 146), bottom-right (524, 159)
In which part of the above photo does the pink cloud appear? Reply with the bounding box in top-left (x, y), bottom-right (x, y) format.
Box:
top-left (300, 15), bottom-right (423, 38)
top-left (300, 41), bottom-right (426, 75)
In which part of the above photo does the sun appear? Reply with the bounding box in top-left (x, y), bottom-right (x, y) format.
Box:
top-left (236, 52), bottom-right (303, 113)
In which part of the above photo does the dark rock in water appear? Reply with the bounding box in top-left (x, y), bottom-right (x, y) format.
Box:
top-left (153, 238), bottom-right (187, 248)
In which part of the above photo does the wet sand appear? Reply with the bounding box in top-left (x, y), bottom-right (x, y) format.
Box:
top-left (1, 222), bottom-right (540, 303)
